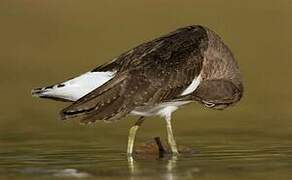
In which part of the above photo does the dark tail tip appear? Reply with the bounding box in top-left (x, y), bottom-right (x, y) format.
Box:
top-left (31, 87), bottom-right (46, 97)
top-left (59, 111), bottom-right (67, 121)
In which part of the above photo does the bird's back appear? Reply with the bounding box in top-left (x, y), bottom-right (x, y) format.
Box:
top-left (60, 26), bottom-right (210, 122)
top-left (202, 28), bottom-right (243, 89)
top-left (183, 27), bottom-right (243, 109)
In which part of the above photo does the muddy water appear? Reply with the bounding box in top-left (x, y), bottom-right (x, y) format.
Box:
top-left (1, 0), bottom-right (292, 179)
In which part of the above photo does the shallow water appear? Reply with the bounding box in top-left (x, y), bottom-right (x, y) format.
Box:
top-left (1, 0), bottom-right (292, 179)
top-left (1, 132), bottom-right (292, 179)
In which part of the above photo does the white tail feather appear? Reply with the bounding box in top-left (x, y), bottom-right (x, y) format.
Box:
top-left (32, 71), bottom-right (116, 101)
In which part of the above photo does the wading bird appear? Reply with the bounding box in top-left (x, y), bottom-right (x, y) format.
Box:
top-left (32, 25), bottom-right (243, 156)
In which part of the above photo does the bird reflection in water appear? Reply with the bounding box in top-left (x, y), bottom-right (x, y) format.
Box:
top-left (127, 137), bottom-right (182, 179)
top-left (128, 155), bottom-right (178, 180)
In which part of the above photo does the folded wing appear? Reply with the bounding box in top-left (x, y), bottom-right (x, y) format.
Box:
top-left (60, 26), bottom-right (208, 123)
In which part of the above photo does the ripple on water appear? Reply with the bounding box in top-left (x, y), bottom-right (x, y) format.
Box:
top-left (1, 141), bottom-right (292, 179)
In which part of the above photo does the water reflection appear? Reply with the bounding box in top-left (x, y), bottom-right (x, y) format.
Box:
top-left (1, 140), bottom-right (292, 179)
top-left (128, 154), bottom-right (179, 180)
top-left (125, 142), bottom-right (292, 179)
top-left (127, 155), bottom-right (135, 174)
top-left (165, 156), bottom-right (177, 180)
top-left (17, 168), bottom-right (91, 178)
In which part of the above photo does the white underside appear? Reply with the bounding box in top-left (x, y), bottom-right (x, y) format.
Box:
top-left (131, 101), bottom-right (191, 118)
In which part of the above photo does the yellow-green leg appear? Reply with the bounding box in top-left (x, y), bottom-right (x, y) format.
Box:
top-left (127, 116), bottom-right (144, 156)
top-left (166, 115), bottom-right (179, 155)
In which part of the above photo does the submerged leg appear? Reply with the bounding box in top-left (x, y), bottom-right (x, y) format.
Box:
top-left (127, 116), bottom-right (144, 156)
top-left (165, 115), bottom-right (179, 155)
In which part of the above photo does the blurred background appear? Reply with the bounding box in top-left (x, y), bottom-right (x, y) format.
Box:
top-left (0, 0), bottom-right (292, 179)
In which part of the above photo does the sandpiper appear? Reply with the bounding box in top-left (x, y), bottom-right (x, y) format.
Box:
top-left (32, 25), bottom-right (243, 156)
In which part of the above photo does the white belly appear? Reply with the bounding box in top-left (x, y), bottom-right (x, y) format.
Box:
top-left (131, 101), bottom-right (190, 118)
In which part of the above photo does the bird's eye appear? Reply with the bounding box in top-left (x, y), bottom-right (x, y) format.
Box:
top-left (203, 101), bottom-right (215, 108)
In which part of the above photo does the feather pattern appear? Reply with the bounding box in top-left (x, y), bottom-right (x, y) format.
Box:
top-left (60, 26), bottom-right (209, 123)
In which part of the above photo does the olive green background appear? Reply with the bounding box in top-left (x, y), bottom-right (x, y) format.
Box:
top-left (0, 0), bottom-right (292, 179)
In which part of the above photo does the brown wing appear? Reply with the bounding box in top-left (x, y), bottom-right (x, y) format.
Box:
top-left (60, 25), bottom-right (208, 123)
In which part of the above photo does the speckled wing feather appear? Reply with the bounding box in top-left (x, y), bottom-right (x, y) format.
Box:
top-left (60, 26), bottom-right (209, 123)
